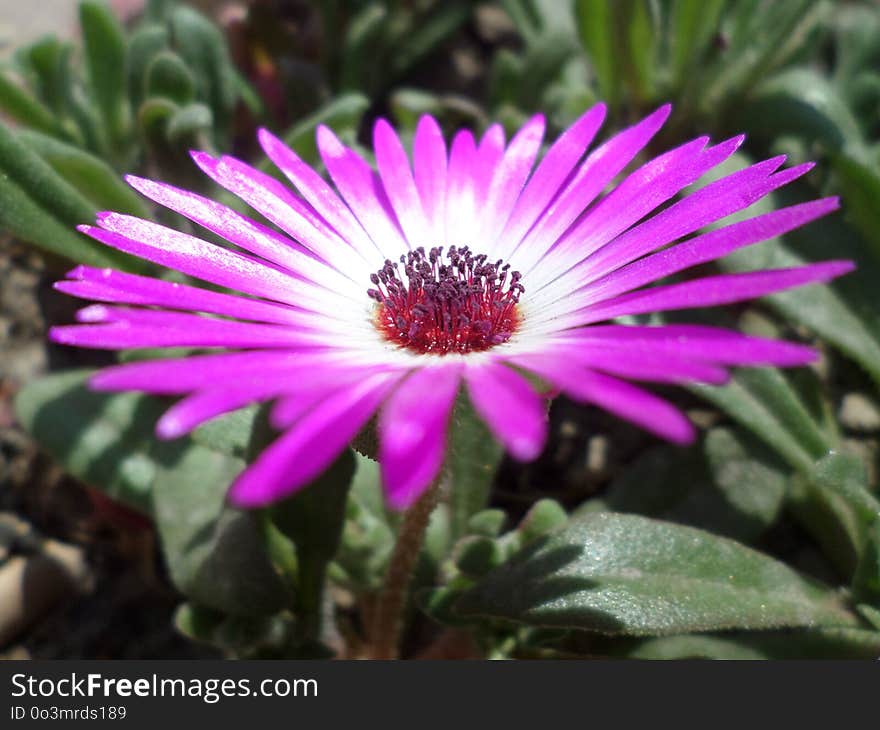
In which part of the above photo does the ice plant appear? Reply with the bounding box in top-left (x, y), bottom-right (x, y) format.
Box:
top-left (51, 103), bottom-right (852, 511)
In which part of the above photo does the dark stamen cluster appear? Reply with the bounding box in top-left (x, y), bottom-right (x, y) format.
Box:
top-left (368, 246), bottom-right (524, 355)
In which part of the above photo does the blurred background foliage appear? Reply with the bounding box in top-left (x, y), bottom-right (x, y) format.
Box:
top-left (2, 0), bottom-right (880, 660)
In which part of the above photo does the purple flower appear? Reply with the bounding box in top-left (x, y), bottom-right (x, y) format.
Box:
top-left (50, 104), bottom-right (852, 509)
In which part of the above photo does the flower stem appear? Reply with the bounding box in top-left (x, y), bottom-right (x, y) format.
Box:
top-left (370, 477), bottom-right (443, 660)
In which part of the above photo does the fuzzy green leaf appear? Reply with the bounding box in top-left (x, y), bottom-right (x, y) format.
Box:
top-left (585, 427), bottom-right (788, 544)
top-left (447, 393), bottom-right (505, 540)
top-left (574, 0), bottom-right (617, 106)
top-left (80, 1), bottom-right (130, 145)
top-left (455, 512), bottom-right (859, 635)
top-left (690, 369), bottom-right (832, 472)
top-left (168, 6), bottom-right (238, 142)
top-left (145, 50), bottom-right (197, 105)
top-left (16, 129), bottom-right (149, 216)
top-left (14, 370), bottom-right (161, 514)
top-left (0, 70), bottom-right (65, 136)
top-left (126, 24), bottom-right (169, 107)
top-left (152, 440), bottom-right (287, 617)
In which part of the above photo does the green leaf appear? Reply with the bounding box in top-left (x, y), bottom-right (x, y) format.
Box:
top-left (447, 392), bottom-right (505, 540)
top-left (0, 122), bottom-right (142, 269)
top-left (690, 368), bottom-right (832, 472)
top-left (810, 452), bottom-right (880, 524)
top-left (339, 3), bottom-right (387, 92)
top-left (168, 5), bottom-right (238, 142)
top-left (517, 499), bottom-right (568, 545)
top-left (0, 172), bottom-right (124, 269)
top-left (574, 0), bottom-right (617, 106)
top-left (190, 405), bottom-right (260, 460)
top-left (738, 68), bottom-right (865, 155)
top-left (174, 601), bottom-right (293, 656)
top-left (332, 453), bottom-right (394, 591)
top-left (165, 103), bottom-right (213, 143)
top-left (0, 121), bottom-right (98, 227)
top-left (852, 521), bottom-right (880, 606)
top-left (500, 0), bottom-right (542, 44)
top-left (455, 512), bottom-right (859, 635)
top-left (789, 452), bottom-right (879, 578)
top-left (488, 49), bottom-right (524, 111)
top-left (585, 427), bottom-right (788, 544)
top-left (611, 627), bottom-right (880, 660)
top-left (152, 440), bottom-right (288, 617)
top-left (453, 536), bottom-right (504, 578)
top-left (19, 36), bottom-right (74, 116)
top-left (467, 509), bottom-right (507, 538)
top-left (269, 450), bottom-right (357, 575)
top-left (14, 370), bottom-right (160, 514)
top-left (126, 24), bottom-right (169, 108)
top-left (145, 50), bottom-right (197, 104)
top-left (619, 0), bottom-right (656, 102)
top-left (15, 370), bottom-right (288, 616)
top-left (669, 0), bottom-right (725, 87)
top-left (701, 0), bottom-right (830, 118)
top-left (832, 154), bottom-right (880, 261)
top-left (268, 449), bottom-right (356, 643)
top-left (513, 33), bottom-right (578, 113)
top-left (0, 70), bottom-right (65, 137)
top-left (390, 1), bottom-right (473, 80)
top-left (16, 129), bottom-right (149, 216)
top-left (137, 96), bottom-right (178, 137)
top-left (80, 1), bottom-right (130, 145)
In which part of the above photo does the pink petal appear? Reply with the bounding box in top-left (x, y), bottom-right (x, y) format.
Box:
top-left (412, 115), bottom-right (448, 242)
top-left (90, 350), bottom-right (368, 394)
top-left (269, 363), bottom-right (401, 428)
top-left (379, 365), bottom-right (462, 510)
top-left (445, 129), bottom-right (478, 245)
top-left (271, 382), bottom-right (359, 430)
top-left (475, 124), bottom-right (505, 206)
top-left (533, 347), bottom-right (730, 385)
top-left (373, 118), bottom-right (432, 246)
top-left (550, 324), bottom-right (817, 367)
top-left (511, 104), bottom-right (670, 273)
top-left (92, 351), bottom-right (315, 393)
top-left (78, 217), bottom-right (333, 311)
top-left (577, 197), bottom-right (840, 304)
top-left (534, 134), bottom-right (744, 284)
top-left (498, 103), bottom-right (607, 255)
top-left (124, 175), bottom-right (354, 292)
top-left (191, 152), bottom-right (367, 281)
top-left (482, 114), bottom-right (546, 254)
top-left (572, 159), bottom-right (811, 287)
top-left (512, 354), bottom-right (695, 444)
top-left (573, 260), bottom-right (855, 325)
top-left (51, 305), bottom-right (329, 350)
top-left (228, 372), bottom-right (402, 508)
top-left (55, 266), bottom-right (320, 326)
top-left (157, 360), bottom-right (391, 437)
top-left (157, 387), bottom-right (278, 439)
top-left (316, 124), bottom-right (409, 257)
top-left (464, 360), bottom-right (548, 461)
top-left (257, 128), bottom-right (384, 264)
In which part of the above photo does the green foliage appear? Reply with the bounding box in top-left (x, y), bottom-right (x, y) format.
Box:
top-left (14, 370), bottom-right (162, 514)
top-left (8, 0), bottom-right (880, 660)
top-left (268, 449), bottom-right (356, 646)
top-left (447, 393), bottom-right (507, 540)
top-left (583, 427), bottom-right (788, 544)
top-left (455, 512), bottom-right (861, 635)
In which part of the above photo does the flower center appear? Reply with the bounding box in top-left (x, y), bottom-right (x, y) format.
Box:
top-left (368, 246), bottom-right (524, 355)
